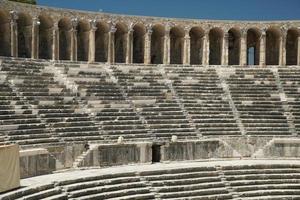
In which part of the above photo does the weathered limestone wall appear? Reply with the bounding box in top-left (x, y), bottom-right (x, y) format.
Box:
top-left (46, 143), bottom-right (86, 169)
top-left (84, 142), bottom-right (152, 167)
top-left (0, 144), bottom-right (20, 193)
top-left (19, 148), bottom-right (55, 179)
top-left (262, 138), bottom-right (300, 158)
top-left (160, 139), bottom-right (241, 161)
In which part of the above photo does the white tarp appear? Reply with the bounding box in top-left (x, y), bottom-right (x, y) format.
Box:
top-left (0, 144), bottom-right (20, 193)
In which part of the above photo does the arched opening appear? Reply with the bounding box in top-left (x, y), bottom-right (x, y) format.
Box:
top-left (58, 18), bottom-right (72, 60)
top-left (38, 14), bottom-right (53, 59)
top-left (17, 13), bottom-right (32, 58)
top-left (132, 24), bottom-right (145, 63)
top-left (77, 20), bottom-right (90, 61)
top-left (286, 28), bottom-right (299, 65)
top-left (170, 26), bottom-right (184, 64)
top-left (247, 28), bottom-right (260, 65)
top-left (209, 28), bottom-right (223, 65)
top-left (114, 23), bottom-right (127, 63)
top-left (266, 27), bottom-right (280, 65)
top-left (228, 28), bottom-right (241, 65)
top-left (95, 22), bottom-right (108, 62)
top-left (0, 10), bottom-right (10, 57)
top-left (0, 10), bottom-right (10, 56)
top-left (189, 27), bottom-right (204, 65)
top-left (151, 24), bottom-right (164, 64)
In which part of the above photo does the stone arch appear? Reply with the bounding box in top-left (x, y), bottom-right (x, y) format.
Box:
top-left (151, 24), bottom-right (164, 64)
top-left (114, 22), bottom-right (127, 63)
top-left (189, 27), bottom-right (204, 65)
top-left (286, 28), bottom-right (299, 65)
top-left (228, 28), bottom-right (241, 65)
top-left (132, 23), bottom-right (145, 63)
top-left (58, 18), bottom-right (72, 60)
top-left (209, 27), bottom-right (223, 65)
top-left (77, 20), bottom-right (90, 61)
top-left (170, 26), bottom-right (184, 64)
top-left (247, 28), bottom-right (260, 65)
top-left (0, 10), bottom-right (10, 57)
top-left (17, 12), bottom-right (32, 58)
top-left (266, 27), bottom-right (281, 65)
top-left (38, 14), bottom-right (53, 59)
top-left (95, 21), bottom-right (109, 62)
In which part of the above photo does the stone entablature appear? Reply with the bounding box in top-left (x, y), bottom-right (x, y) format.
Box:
top-left (0, 0), bottom-right (300, 66)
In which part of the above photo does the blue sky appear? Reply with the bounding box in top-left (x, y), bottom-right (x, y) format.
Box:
top-left (36, 0), bottom-right (300, 21)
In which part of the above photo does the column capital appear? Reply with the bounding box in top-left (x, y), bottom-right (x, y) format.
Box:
top-left (53, 22), bottom-right (59, 31)
top-left (146, 24), bottom-right (153, 35)
top-left (280, 27), bottom-right (287, 38)
top-left (71, 18), bottom-right (79, 29)
top-left (164, 23), bottom-right (172, 35)
top-left (89, 19), bottom-right (98, 31)
top-left (204, 29), bottom-right (209, 37)
top-left (184, 26), bottom-right (190, 39)
top-left (109, 25), bottom-right (117, 33)
top-left (223, 32), bottom-right (229, 39)
top-left (108, 20), bottom-right (117, 33)
top-left (241, 29), bottom-right (247, 37)
top-left (261, 28), bottom-right (267, 36)
top-left (128, 22), bottom-right (134, 34)
top-left (32, 16), bottom-right (40, 26)
top-left (9, 10), bottom-right (18, 24)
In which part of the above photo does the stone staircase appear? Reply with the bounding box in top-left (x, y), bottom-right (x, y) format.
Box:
top-left (224, 68), bottom-right (291, 136)
top-left (216, 68), bottom-right (246, 136)
top-left (278, 67), bottom-right (300, 135)
top-left (164, 66), bottom-right (241, 136)
top-left (271, 68), bottom-right (297, 136)
top-left (112, 65), bottom-right (197, 140)
top-left (159, 65), bottom-right (202, 138)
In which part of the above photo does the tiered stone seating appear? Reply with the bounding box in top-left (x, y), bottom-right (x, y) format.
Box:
top-left (65, 65), bottom-right (150, 141)
top-left (226, 68), bottom-right (290, 135)
top-left (112, 65), bottom-right (197, 139)
top-left (0, 64), bottom-right (59, 145)
top-left (140, 166), bottom-right (232, 199)
top-left (1, 183), bottom-right (67, 200)
top-left (2, 161), bottom-right (300, 200)
top-left (58, 172), bottom-right (155, 200)
top-left (164, 66), bottom-right (240, 136)
top-left (1, 61), bottom-right (100, 143)
top-left (278, 67), bottom-right (300, 134)
top-left (222, 164), bottom-right (300, 199)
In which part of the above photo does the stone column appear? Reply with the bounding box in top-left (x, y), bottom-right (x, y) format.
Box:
top-left (298, 35), bottom-right (300, 66)
top-left (126, 25), bottom-right (133, 64)
top-left (107, 24), bottom-right (116, 63)
top-left (52, 22), bottom-right (59, 60)
top-left (240, 29), bottom-right (247, 66)
top-left (31, 17), bottom-right (40, 59)
top-left (70, 18), bottom-right (78, 61)
top-left (144, 26), bottom-right (152, 64)
top-left (279, 29), bottom-right (287, 66)
top-left (202, 30), bottom-right (209, 65)
top-left (88, 19), bottom-right (97, 63)
top-left (163, 26), bottom-right (170, 64)
top-left (222, 32), bottom-right (229, 65)
top-left (259, 29), bottom-right (266, 66)
top-left (9, 11), bottom-right (18, 57)
top-left (183, 28), bottom-right (190, 65)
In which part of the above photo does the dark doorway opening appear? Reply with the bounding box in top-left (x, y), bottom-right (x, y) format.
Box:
top-left (152, 144), bottom-right (161, 163)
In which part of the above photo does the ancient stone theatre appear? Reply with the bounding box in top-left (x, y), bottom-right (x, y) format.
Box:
top-left (0, 0), bottom-right (300, 199)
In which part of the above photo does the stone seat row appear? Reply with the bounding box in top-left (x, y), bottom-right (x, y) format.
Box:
top-left (4, 163), bottom-right (300, 200)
